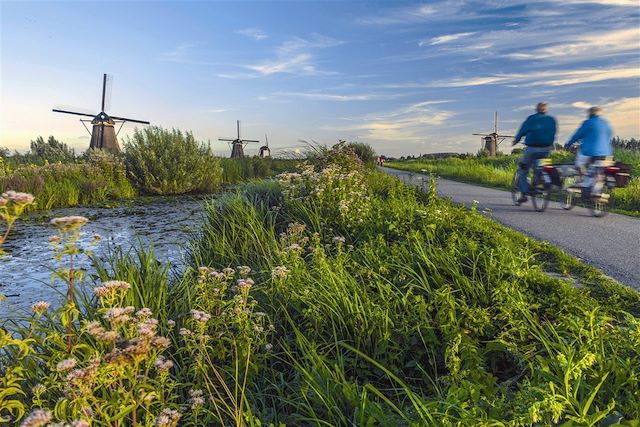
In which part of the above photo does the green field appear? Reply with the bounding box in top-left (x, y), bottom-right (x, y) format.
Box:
top-left (386, 149), bottom-right (640, 215)
top-left (2, 145), bottom-right (638, 426)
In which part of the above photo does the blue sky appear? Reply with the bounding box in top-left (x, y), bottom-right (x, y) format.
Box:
top-left (1, 0), bottom-right (639, 157)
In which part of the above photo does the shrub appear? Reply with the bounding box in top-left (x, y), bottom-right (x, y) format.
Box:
top-left (345, 141), bottom-right (376, 165)
top-left (124, 126), bottom-right (222, 195)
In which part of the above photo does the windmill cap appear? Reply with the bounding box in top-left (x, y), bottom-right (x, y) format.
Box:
top-left (536, 102), bottom-right (548, 113)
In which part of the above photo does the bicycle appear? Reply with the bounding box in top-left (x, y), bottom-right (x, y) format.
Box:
top-left (553, 159), bottom-right (630, 217)
top-left (511, 157), bottom-right (554, 212)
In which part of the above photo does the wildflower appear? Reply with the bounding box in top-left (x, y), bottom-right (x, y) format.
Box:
top-left (265, 343), bottom-right (274, 352)
top-left (189, 389), bottom-right (205, 409)
top-left (333, 236), bottom-right (346, 244)
top-left (104, 306), bottom-right (135, 325)
top-left (31, 301), bottom-right (50, 314)
top-left (48, 235), bottom-right (62, 244)
top-left (0, 197), bottom-right (6, 207)
top-left (19, 409), bottom-right (52, 427)
top-left (152, 336), bottom-right (171, 349)
top-left (49, 215), bottom-right (89, 230)
top-left (255, 312), bottom-right (266, 317)
top-left (72, 421), bottom-right (91, 427)
top-left (189, 309), bottom-right (211, 323)
top-left (222, 267), bottom-right (235, 276)
top-left (272, 265), bottom-right (290, 279)
top-left (56, 357), bottom-right (78, 372)
top-left (179, 327), bottom-right (193, 336)
top-left (94, 280), bottom-right (131, 299)
top-left (136, 307), bottom-right (153, 318)
top-left (238, 265), bottom-right (251, 276)
top-left (167, 319), bottom-right (176, 328)
top-left (154, 355), bottom-right (174, 371)
top-left (32, 383), bottom-right (46, 395)
top-left (137, 318), bottom-right (159, 337)
top-left (3, 191), bottom-right (35, 206)
top-left (155, 408), bottom-right (182, 427)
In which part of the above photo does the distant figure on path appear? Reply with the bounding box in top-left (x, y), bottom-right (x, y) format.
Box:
top-left (512, 102), bottom-right (557, 203)
top-left (564, 106), bottom-right (613, 177)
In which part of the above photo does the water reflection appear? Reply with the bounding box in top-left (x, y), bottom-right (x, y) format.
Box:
top-left (0, 196), bottom-right (209, 318)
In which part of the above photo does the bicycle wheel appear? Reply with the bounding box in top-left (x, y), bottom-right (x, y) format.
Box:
top-left (561, 176), bottom-right (578, 210)
top-left (511, 170), bottom-right (523, 205)
top-left (531, 171), bottom-right (551, 212)
top-left (589, 184), bottom-right (610, 218)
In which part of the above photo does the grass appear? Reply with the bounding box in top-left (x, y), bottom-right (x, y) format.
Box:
top-left (0, 158), bottom-right (136, 210)
top-left (1, 145), bottom-right (638, 425)
top-left (386, 149), bottom-right (640, 215)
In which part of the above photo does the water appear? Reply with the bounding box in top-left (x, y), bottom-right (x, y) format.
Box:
top-left (0, 196), bottom-right (210, 318)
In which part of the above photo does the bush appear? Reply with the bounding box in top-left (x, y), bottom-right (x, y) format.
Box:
top-left (124, 127), bottom-right (222, 195)
top-left (345, 141), bottom-right (376, 165)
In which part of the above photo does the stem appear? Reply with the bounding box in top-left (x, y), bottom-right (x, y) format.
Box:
top-left (0, 221), bottom-right (14, 246)
top-left (67, 252), bottom-right (75, 354)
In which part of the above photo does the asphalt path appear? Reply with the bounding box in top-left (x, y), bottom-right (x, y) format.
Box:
top-left (380, 167), bottom-right (640, 290)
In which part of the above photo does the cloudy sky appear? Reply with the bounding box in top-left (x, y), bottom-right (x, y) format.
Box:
top-left (1, 0), bottom-right (638, 157)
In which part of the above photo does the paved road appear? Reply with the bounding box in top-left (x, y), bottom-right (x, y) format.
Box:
top-left (381, 167), bottom-right (640, 290)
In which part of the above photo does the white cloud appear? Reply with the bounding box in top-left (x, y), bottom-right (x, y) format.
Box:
top-left (604, 97), bottom-right (640, 137)
top-left (507, 27), bottom-right (640, 61)
top-left (324, 100), bottom-right (454, 143)
top-left (421, 32), bottom-right (475, 46)
top-left (560, 0), bottom-right (638, 5)
top-left (264, 91), bottom-right (403, 102)
top-left (246, 34), bottom-right (342, 76)
top-left (432, 66), bottom-right (640, 88)
top-left (235, 28), bottom-right (268, 40)
top-left (572, 101), bottom-right (591, 109)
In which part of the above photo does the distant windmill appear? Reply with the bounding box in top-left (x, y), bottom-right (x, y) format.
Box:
top-left (218, 120), bottom-right (259, 158)
top-left (53, 74), bottom-right (150, 153)
top-left (472, 111), bottom-right (514, 157)
top-left (259, 134), bottom-right (271, 158)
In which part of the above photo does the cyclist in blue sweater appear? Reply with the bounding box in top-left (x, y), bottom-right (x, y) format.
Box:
top-left (512, 102), bottom-right (557, 204)
top-left (565, 106), bottom-right (613, 174)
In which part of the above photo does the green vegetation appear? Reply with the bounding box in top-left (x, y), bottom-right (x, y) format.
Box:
top-left (0, 154), bottom-right (136, 210)
top-left (219, 157), bottom-right (299, 184)
top-left (124, 126), bottom-right (223, 195)
top-left (1, 129), bottom-right (299, 210)
top-left (2, 145), bottom-right (638, 425)
top-left (387, 149), bottom-right (640, 214)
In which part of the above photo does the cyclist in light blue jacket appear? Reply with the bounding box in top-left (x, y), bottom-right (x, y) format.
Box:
top-left (565, 106), bottom-right (613, 174)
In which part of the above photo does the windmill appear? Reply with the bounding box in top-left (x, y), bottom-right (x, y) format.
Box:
top-left (259, 134), bottom-right (271, 158)
top-left (52, 74), bottom-right (150, 153)
top-left (218, 120), bottom-right (259, 158)
top-left (472, 111), bottom-right (514, 157)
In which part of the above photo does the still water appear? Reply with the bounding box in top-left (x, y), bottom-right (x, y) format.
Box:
top-left (0, 196), bottom-right (209, 318)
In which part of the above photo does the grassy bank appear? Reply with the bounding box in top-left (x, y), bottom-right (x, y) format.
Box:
top-left (0, 159), bottom-right (136, 210)
top-left (1, 146), bottom-right (638, 425)
top-left (387, 149), bottom-right (640, 214)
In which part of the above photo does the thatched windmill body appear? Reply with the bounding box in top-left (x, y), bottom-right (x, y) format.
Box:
top-left (472, 112), bottom-right (513, 156)
top-left (53, 74), bottom-right (150, 153)
top-left (219, 120), bottom-right (259, 158)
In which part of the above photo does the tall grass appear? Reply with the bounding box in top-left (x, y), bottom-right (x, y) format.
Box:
top-left (219, 157), bottom-right (299, 184)
top-left (387, 148), bottom-right (640, 214)
top-left (0, 158), bottom-right (135, 210)
top-left (2, 145), bottom-right (638, 425)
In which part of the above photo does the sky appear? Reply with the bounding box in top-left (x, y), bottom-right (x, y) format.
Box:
top-left (1, 0), bottom-right (639, 157)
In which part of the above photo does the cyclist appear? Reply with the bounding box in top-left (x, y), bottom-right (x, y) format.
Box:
top-left (564, 106), bottom-right (613, 182)
top-left (512, 102), bottom-right (557, 204)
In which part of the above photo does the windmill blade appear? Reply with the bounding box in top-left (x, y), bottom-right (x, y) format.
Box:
top-left (218, 138), bottom-right (236, 142)
top-left (52, 109), bottom-right (96, 118)
top-left (103, 74), bottom-right (113, 112)
top-left (109, 115), bottom-right (150, 124)
top-left (472, 133), bottom-right (491, 136)
top-left (243, 139), bottom-right (260, 143)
